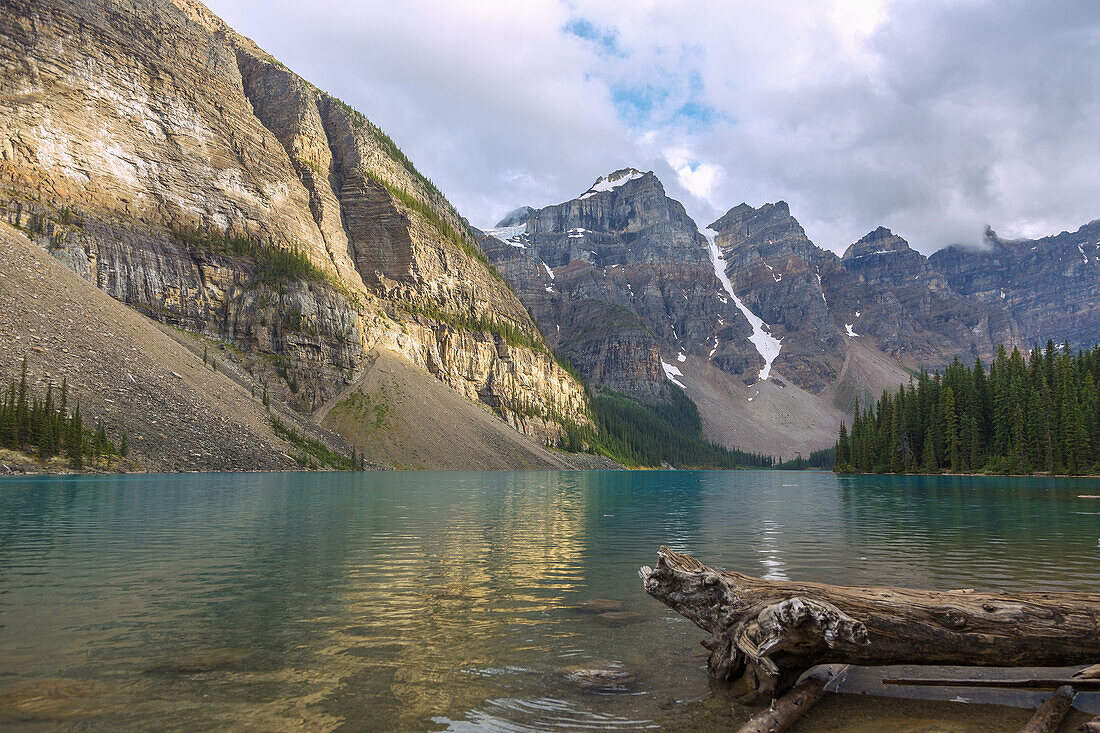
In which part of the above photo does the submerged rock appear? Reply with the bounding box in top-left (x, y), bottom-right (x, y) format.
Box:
top-left (595, 611), bottom-right (644, 626)
top-left (144, 648), bottom-right (251, 675)
top-left (0, 678), bottom-right (120, 719)
top-left (573, 598), bottom-right (623, 613)
top-left (557, 662), bottom-right (638, 691)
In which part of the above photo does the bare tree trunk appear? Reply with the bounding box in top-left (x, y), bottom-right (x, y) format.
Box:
top-left (640, 546), bottom-right (1100, 699)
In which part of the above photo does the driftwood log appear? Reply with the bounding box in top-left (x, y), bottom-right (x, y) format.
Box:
top-left (640, 547), bottom-right (1100, 699)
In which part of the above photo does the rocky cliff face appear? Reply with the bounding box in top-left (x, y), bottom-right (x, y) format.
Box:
top-left (479, 168), bottom-right (759, 398)
top-left (708, 202), bottom-right (845, 393)
top-left (0, 0), bottom-right (588, 441)
top-left (708, 203), bottom-right (1020, 395)
top-left (831, 227), bottom-right (1017, 368)
top-left (930, 222), bottom-right (1100, 349)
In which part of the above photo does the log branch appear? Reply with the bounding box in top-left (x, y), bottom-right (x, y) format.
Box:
top-left (736, 665), bottom-right (846, 733)
top-left (640, 546), bottom-right (1100, 699)
top-left (1020, 685), bottom-right (1075, 733)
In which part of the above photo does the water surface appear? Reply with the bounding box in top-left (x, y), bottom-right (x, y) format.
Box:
top-left (0, 471), bottom-right (1097, 730)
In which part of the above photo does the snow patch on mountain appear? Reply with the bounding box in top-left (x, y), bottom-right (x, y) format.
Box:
top-left (704, 232), bottom-right (782, 381)
top-left (661, 359), bottom-right (686, 388)
top-left (485, 223), bottom-right (529, 248)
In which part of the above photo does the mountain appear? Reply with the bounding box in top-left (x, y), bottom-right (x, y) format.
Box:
top-left (930, 221), bottom-right (1100, 348)
top-left (0, 0), bottom-right (593, 468)
top-left (830, 226), bottom-right (1017, 369)
top-left (483, 170), bottom-right (1083, 457)
top-left (481, 172), bottom-right (860, 457)
top-left (478, 168), bottom-right (761, 398)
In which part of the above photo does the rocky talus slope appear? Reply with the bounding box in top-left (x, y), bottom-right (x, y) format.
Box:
top-left (0, 223), bottom-right (310, 472)
top-left (0, 0), bottom-right (590, 467)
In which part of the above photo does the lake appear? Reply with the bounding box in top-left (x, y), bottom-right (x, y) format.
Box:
top-left (0, 470), bottom-right (1098, 730)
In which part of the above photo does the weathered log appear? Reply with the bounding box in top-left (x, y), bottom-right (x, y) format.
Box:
top-left (1082, 718), bottom-right (1100, 733)
top-left (1020, 685), bottom-right (1075, 733)
top-left (736, 665), bottom-right (845, 733)
top-left (640, 546), bottom-right (1100, 699)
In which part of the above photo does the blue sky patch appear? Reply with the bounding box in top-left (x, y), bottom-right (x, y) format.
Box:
top-left (563, 17), bottom-right (623, 57)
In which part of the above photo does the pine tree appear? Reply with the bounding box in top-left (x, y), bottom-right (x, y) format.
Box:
top-left (66, 404), bottom-right (83, 469)
top-left (943, 386), bottom-right (959, 472)
top-left (16, 357), bottom-right (28, 446)
top-left (836, 421), bottom-right (850, 470)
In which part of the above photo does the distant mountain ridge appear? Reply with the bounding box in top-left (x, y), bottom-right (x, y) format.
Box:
top-left (481, 167), bottom-right (1097, 455)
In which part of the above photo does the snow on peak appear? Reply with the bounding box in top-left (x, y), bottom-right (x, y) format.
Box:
top-left (706, 238), bottom-right (782, 381)
top-left (579, 168), bottom-right (646, 199)
top-left (845, 323), bottom-right (860, 338)
top-left (542, 262), bottom-right (555, 280)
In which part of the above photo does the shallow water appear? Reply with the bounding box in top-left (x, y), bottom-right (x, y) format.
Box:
top-left (0, 470), bottom-right (1097, 730)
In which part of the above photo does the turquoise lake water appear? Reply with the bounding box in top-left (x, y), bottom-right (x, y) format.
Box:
top-left (0, 470), bottom-right (1097, 730)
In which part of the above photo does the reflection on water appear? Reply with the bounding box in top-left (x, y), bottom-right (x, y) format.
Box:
top-left (0, 471), bottom-right (1097, 730)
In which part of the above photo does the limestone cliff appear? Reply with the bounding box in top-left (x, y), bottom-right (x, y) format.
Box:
top-left (0, 0), bottom-right (588, 446)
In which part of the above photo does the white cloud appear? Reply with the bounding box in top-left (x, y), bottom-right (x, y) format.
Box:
top-left (662, 147), bottom-right (722, 201)
top-left (204, 0), bottom-right (1100, 253)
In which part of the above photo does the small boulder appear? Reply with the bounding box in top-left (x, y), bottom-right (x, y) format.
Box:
top-left (557, 663), bottom-right (638, 691)
top-left (144, 649), bottom-right (250, 675)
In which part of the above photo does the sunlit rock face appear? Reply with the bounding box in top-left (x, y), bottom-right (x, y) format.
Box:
top-left (0, 0), bottom-right (588, 438)
top-left (930, 222), bottom-right (1100, 349)
top-left (479, 169), bottom-right (760, 399)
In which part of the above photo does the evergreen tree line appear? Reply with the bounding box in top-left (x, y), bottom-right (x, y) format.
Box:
top-left (836, 340), bottom-right (1100, 475)
top-left (562, 385), bottom-right (775, 469)
top-left (774, 447), bottom-right (836, 470)
top-left (0, 359), bottom-right (125, 469)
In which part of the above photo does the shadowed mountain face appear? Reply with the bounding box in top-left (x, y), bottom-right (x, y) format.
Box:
top-left (478, 169), bottom-right (761, 398)
top-left (709, 205), bottom-right (1020, 393)
top-left (930, 222), bottom-right (1100, 349)
top-left (0, 0), bottom-right (590, 455)
top-left (482, 170), bottom-right (1021, 404)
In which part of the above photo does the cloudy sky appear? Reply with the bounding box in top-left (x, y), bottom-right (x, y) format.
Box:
top-left (206, 0), bottom-right (1100, 254)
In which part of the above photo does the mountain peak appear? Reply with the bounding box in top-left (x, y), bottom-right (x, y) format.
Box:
top-left (494, 206), bottom-right (534, 228)
top-left (843, 227), bottom-right (912, 259)
top-left (579, 168), bottom-right (651, 199)
top-left (708, 201), bottom-right (796, 234)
